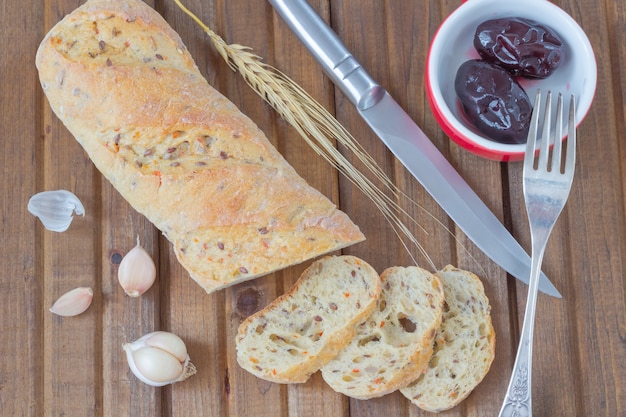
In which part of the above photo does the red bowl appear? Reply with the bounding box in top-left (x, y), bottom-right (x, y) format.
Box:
top-left (426, 0), bottom-right (596, 161)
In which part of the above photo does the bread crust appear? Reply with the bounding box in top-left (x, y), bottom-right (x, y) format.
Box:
top-left (36, 0), bottom-right (364, 292)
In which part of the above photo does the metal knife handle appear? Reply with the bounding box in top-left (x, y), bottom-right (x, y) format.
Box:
top-left (268, 0), bottom-right (384, 110)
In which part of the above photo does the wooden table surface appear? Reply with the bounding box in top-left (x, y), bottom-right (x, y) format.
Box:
top-left (2, 0), bottom-right (624, 416)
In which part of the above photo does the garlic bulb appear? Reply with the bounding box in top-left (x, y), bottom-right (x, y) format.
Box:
top-left (49, 287), bottom-right (93, 316)
top-left (28, 190), bottom-right (85, 232)
top-left (118, 236), bottom-right (156, 297)
top-left (122, 331), bottom-right (197, 387)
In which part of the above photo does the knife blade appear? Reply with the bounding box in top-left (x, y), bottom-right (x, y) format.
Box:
top-left (268, 0), bottom-right (561, 298)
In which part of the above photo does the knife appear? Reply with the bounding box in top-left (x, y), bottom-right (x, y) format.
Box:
top-left (268, 0), bottom-right (560, 298)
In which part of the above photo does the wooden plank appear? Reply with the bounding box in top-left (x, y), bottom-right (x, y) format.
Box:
top-left (39, 129), bottom-right (101, 416)
top-left (100, 190), bottom-right (162, 417)
top-left (328, 1), bottom-right (430, 416)
top-left (326, 4), bottom-right (406, 415)
top-left (326, 0), bottom-right (406, 275)
top-left (270, 0), bottom-right (353, 415)
top-left (38, 0), bottom-right (103, 415)
top-left (384, 24), bottom-right (517, 416)
top-left (155, 1), bottom-right (229, 416)
top-left (383, 0), bottom-right (456, 271)
top-left (551, 1), bottom-right (626, 410)
top-left (0, 0), bottom-right (44, 415)
top-left (93, 6), bottom-right (162, 417)
top-left (605, 0), bottom-right (626, 412)
top-left (206, 1), bottom-right (288, 416)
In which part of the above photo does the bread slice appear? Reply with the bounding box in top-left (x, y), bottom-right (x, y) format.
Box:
top-left (400, 265), bottom-right (495, 412)
top-left (236, 255), bottom-right (381, 383)
top-left (35, 0), bottom-right (364, 293)
top-left (320, 266), bottom-right (445, 399)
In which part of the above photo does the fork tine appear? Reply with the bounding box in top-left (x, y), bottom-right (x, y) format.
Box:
top-left (538, 91), bottom-right (553, 170)
top-left (565, 94), bottom-right (577, 172)
top-left (525, 90), bottom-right (542, 172)
top-left (552, 93), bottom-right (564, 172)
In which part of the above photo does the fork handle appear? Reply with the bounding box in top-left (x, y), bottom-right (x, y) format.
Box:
top-left (498, 235), bottom-right (549, 417)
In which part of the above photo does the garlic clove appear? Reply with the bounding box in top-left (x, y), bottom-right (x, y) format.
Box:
top-left (118, 236), bottom-right (156, 297)
top-left (131, 347), bottom-right (185, 384)
top-left (49, 287), bottom-right (93, 316)
top-left (122, 331), bottom-right (197, 387)
top-left (28, 190), bottom-right (85, 232)
top-left (144, 331), bottom-right (188, 363)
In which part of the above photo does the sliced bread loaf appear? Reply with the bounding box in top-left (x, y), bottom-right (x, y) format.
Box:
top-left (235, 255), bottom-right (381, 383)
top-left (400, 265), bottom-right (495, 412)
top-left (320, 266), bottom-right (445, 399)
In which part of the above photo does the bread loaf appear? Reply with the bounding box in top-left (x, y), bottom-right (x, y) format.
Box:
top-left (235, 255), bottom-right (381, 383)
top-left (320, 266), bottom-right (445, 399)
top-left (35, 0), bottom-right (364, 293)
top-left (400, 265), bottom-right (495, 412)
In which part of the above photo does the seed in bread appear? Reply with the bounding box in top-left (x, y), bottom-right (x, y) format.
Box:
top-left (400, 265), bottom-right (496, 412)
top-left (320, 266), bottom-right (445, 399)
top-left (235, 255), bottom-right (381, 383)
top-left (35, 0), bottom-right (365, 294)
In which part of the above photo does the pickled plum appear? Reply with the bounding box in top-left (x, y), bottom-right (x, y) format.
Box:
top-left (454, 60), bottom-right (532, 144)
top-left (450, 17), bottom-right (565, 144)
top-left (474, 17), bottom-right (564, 79)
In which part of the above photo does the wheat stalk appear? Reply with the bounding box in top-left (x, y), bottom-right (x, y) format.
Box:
top-left (174, 0), bottom-right (441, 269)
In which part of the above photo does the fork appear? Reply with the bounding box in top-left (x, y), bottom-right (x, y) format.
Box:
top-left (498, 90), bottom-right (577, 417)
